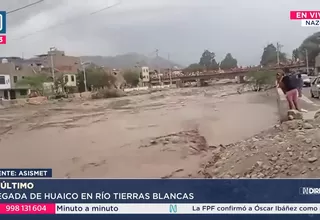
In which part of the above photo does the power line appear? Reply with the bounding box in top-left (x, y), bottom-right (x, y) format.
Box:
top-left (90, 1), bottom-right (121, 15)
top-left (13, 0), bottom-right (122, 40)
top-left (12, 0), bottom-right (122, 40)
top-left (7, 0), bottom-right (45, 14)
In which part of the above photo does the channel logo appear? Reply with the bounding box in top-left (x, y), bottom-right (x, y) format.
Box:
top-left (300, 187), bottom-right (320, 195)
top-left (169, 204), bottom-right (177, 213)
top-left (0, 11), bottom-right (6, 34)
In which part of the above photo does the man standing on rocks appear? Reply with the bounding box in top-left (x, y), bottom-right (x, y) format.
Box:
top-left (277, 68), bottom-right (306, 112)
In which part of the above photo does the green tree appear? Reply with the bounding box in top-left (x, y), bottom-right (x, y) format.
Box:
top-left (299, 31), bottom-right (320, 65)
top-left (220, 53), bottom-right (238, 70)
top-left (184, 63), bottom-right (204, 72)
top-left (16, 74), bottom-right (49, 95)
top-left (123, 69), bottom-right (140, 87)
top-left (199, 50), bottom-right (219, 70)
top-left (260, 44), bottom-right (286, 66)
top-left (292, 48), bottom-right (300, 61)
top-left (78, 67), bottom-right (116, 91)
top-left (54, 75), bottom-right (69, 95)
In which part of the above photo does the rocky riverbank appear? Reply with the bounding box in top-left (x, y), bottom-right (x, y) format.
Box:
top-left (196, 113), bottom-right (320, 178)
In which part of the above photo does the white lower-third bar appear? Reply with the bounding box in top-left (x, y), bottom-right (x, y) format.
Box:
top-left (55, 203), bottom-right (320, 214)
top-left (301, 20), bottom-right (320, 27)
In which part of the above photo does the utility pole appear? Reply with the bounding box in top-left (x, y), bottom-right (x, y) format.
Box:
top-left (80, 58), bottom-right (88, 92)
top-left (276, 42), bottom-right (283, 66)
top-left (305, 48), bottom-right (309, 75)
top-left (50, 55), bottom-right (55, 79)
top-left (49, 47), bottom-right (55, 82)
top-left (155, 49), bottom-right (161, 85)
top-left (135, 62), bottom-right (142, 86)
top-left (168, 53), bottom-right (172, 86)
top-left (49, 48), bottom-right (56, 95)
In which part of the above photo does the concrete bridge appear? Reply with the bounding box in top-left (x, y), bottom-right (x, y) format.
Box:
top-left (150, 64), bottom-right (306, 85)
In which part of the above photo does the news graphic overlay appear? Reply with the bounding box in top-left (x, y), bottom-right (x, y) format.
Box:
top-left (0, 179), bottom-right (320, 218)
top-left (290, 11), bottom-right (320, 27)
top-left (0, 11), bottom-right (6, 44)
top-left (0, 169), bottom-right (52, 178)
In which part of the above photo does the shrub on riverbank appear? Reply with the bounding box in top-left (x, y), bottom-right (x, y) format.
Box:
top-left (247, 70), bottom-right (277, 91)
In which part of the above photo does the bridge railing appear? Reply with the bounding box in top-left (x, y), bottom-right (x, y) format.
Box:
top-left (150, 63), bottom-right (306, 81)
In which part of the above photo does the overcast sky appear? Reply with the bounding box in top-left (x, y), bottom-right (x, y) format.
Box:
top-left (0, 0), bottom-right (319, 66)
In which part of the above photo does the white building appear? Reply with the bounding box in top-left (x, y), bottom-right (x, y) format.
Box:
top-left (0, 74), bottom-right (11, 98)
top-left (63, 74), bottom-right (77, 87)
top-left (141, 67), bottom-right (150, 82)
top-left (0, 74), bottom-right (11, 89)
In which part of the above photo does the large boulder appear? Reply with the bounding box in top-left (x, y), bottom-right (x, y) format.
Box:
top-left (80, 92), bottom-right (92, 99)
top-left (91, 88), bottom-right (125, 99)
top-left (27, 96), bottom-right (48, 105)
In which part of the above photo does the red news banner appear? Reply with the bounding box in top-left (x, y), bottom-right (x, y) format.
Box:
top-left (0, 203), bottom-right (55, 214)
top-left (0, 35), bottom-right (6, 44)
top-left (290, 11), bottom-right (320, 20)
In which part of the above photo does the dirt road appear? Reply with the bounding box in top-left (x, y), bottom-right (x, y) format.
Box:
top-left (0, 85), bottom-right (278, 178)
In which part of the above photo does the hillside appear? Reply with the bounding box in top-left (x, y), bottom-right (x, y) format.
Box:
top-left (81, 52), bottom-right (181, 70)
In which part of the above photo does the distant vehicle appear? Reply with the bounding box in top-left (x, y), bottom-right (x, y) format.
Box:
top-left (301, 74), bottom-right (311, 87)
top-left (310, 76), bottom-right (320, 98)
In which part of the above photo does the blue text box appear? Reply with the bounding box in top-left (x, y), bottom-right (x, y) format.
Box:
top-left (0, 179), bottom-right (319, 203)
top-left (0, 11), bottom-right (6, 34)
